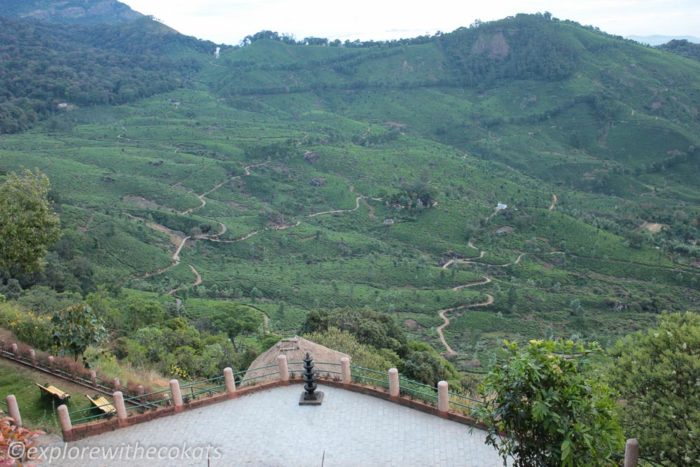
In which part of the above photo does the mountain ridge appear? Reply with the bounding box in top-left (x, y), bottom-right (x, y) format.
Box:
top-left (1, 0), bottom-right (143, 25)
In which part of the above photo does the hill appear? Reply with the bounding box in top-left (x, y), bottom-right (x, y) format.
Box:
top-left (0, 13), bottom-right (699, 374)
top-left (0, 15), bottom-right (216, 133)
top-left (0, 0), bottom-right (143, 25)
top-left (658, 39), bottom-right (700, 62)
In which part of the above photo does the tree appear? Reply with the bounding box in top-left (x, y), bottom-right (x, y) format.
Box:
top-left (0, 170), bottom-right (60, 275)
top-left (475, 339), bottom-right (623, 467)
top-left (608, 312), bottom-right (699, 466)
top-left (52, 303), bottom-right (106, 361)
top-left (210, 304), bottom-right (262, 350)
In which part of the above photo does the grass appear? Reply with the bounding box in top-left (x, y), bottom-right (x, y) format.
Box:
top-left (0, 360), bottom-right (93, 433)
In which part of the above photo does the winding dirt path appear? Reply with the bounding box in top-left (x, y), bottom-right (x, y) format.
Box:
top-left (436, 294), bottom-right (495, 356)
top-left (307, 195), bottom-right (364, 218)
top-left (435, 245), bottom-right (525, 356)
top-left (549, 193), bottom-right (558, 211)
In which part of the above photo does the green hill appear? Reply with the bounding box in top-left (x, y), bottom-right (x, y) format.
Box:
top-left (0, 0), bottom-right (143, 25)
top-left (0, 13), bottom-right (699, 372)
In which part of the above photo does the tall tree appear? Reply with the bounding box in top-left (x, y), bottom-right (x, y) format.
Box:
top-left (608, 312), bottom-right (699, 466)
top-left (475, 339), bottom-right (623, 466)
top-left (0, 170), bottom-right (60, 275)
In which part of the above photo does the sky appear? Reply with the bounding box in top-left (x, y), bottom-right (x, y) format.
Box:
top-left (123, 0), bottom-right (700, 45)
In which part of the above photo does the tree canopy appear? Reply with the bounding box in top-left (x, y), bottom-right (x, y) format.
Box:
top-left (608, 312), bottom-right (700, 466)
top-left (475, 339), bottom-right (623, 467)
top-left (0, 170), bottom-right (60, 275)
top-left (51, 303), bottom-right (106, 361)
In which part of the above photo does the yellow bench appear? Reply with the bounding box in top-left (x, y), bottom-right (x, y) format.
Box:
top-left (36, 383), bottom-right (71, 402)
top-left (86, 394), bottom-right (116, 415)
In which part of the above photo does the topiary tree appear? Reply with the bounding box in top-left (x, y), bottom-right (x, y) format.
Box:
top-left (608, 312), bottom-right (699, 466)
top-left (475, 339), bottom-right (623, 467)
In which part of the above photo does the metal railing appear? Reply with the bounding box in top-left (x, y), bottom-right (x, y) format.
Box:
top-left (70, 400), bottom-right (117, 425)
top-left (350, 365), bottom-right (389, 389)
top-left (399, 377), bottom-right (438, 405)
top-left (448, 392), bottom-right (483, 416)
top-left (66, 359), bottom-right (485, 427)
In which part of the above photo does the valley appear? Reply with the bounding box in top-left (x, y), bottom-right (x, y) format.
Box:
top-left (1, 13), bottom-right (699, 375)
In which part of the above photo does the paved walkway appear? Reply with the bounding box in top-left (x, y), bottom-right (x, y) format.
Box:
top-left (39, 385), bottom-right (502, 466)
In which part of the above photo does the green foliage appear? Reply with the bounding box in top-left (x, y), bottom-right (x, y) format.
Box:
top-left (608, 312), bottom-right (700, 466)
top-left (0, 303), bottom-right (54, 351)
top-left (51, 303), bottom-right (106, 360)
top-left (0, 16), bottom-right (211, 133)
top-left (400, 341), bottom-right (461, 387)
top-left (304, 327), bottom-right (399, 370)
top-left (657, 39), bottom-right (700, 62)
top-left (115, 317), bottom-right (237, 378)
top-left (303, 308), bottom-right (407, 355)
top-left (0, 170), bottom-right (60, 274)
top-left (475, 339), bottom-right (623, 466)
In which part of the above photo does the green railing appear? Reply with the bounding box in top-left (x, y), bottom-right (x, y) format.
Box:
top-left (70, 399), bottom-right (117, 425)
top-left (180, 375), bottom-right (226, 402)
top-left (123, 387), bottom-right (172, 413)
top-left (288, 361), bottom-right (342, 380)
top-left (448, 392), bottom-right (483, 416)
top-left (67, 360), bottom-right (485, 427)
top-left (350, 365), bottom-right (389, 389)
top-left (239, 363), bottom-right (281, 386)
top-left (399, 376), bottom-right (438, 405)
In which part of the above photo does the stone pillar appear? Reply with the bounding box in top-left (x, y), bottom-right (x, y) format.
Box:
top-left (340, 357), bottom-right (351, 384)
top-left (113, 391), bottom-right (128, 425)
top-left (437, 381), bottom-right (449, 413)
top-left (10, 343), bottom-right (17, 355)
top-left (170, 379), bottom-right (183, 411)
top-left (29, 349), bottom-right (36, 365)
top-left (113, 378), bottom-right (121, 391)
top-left (388, 368), bottom-right (400, 397)
top-left (6, 395), bottom-right (21, 427)
top-left (277, 355), bottom-right (289, 382)
top-left (57, 404), bottom-right (72, 438)
top-left (624, 439), bottom-right (639, 467)
top-left (224, 367), bottom-right (237, 396)
top-left (89, 370), bottom-right (97, 385)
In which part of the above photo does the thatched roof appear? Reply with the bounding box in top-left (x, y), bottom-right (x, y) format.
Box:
top-left (241, 336), bottom-right (349, 386)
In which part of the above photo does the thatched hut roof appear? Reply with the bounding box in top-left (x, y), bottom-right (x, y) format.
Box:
top-left (241, 336), bottom-right (349, 385)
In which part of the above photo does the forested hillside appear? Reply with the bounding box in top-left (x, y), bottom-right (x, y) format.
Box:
top-left (0, 16), bottom-right (216, 133)
top-left (1, 0), bottom-right (143, 25)
top-left (0, 11), bottom-right (699, 380)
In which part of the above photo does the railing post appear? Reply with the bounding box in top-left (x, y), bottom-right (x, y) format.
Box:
top-left (277, 355), bottom-right (289, 382)
top-left (89, 370), bottom-right (97, 385)
top-left (340, 357), bottom-right (351, 384)
top-left (170, 379), bottom-right (183, 411)
top-left (57, 404), bottom-right (72, 440)
top-left (113, 377), bottom-right (121, 392)
top-left (624, 439), bottom-right (639, 467)
top-left (113, 391), bottom-right (128, 426)
top-left (224, 367), bottom-right (237, 396)
top-left (388, 368), bottom-right (400, 397)
top-left (137, 385), bottom-right (145, 396)
top-left (29, 349), bottom-right (36, 365)
top-left (6, 395), bottom-right (21, 427)
top-left (48, 355), bottom-right (55, 368)
top-left (10, 343), bottom-right (17, 355)
top-left (437, 381), bottom-right (449, 414)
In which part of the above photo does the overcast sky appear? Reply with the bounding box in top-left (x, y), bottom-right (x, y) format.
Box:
top-left (123, 0), bottom-right (700, 45)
